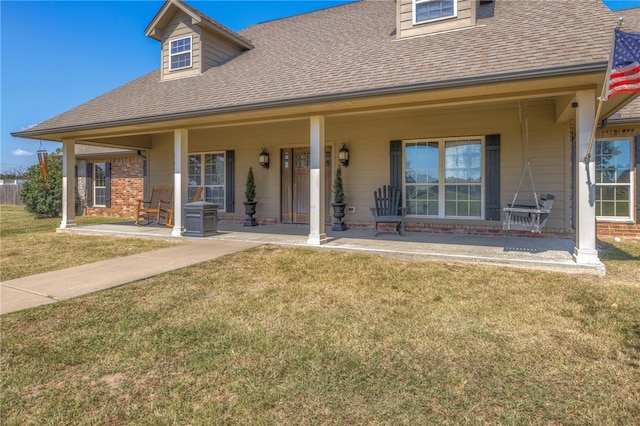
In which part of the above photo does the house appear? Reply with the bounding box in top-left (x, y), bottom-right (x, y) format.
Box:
top-left (593, 7), bottom-right (640, 239)
top-left (12, 0), bottom-right (640, 268)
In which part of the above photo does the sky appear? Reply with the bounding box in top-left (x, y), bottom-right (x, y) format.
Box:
top-left (1, 0), bottom-right (639, 174)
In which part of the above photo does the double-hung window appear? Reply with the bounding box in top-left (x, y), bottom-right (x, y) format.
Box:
top-left (169, 36), bottom-right (192, 71)
top-left (595, 139), bottom-right (633, 220)
top-left (405, 138), bottom-right (483, 218)
top-left (93, 163), bottom-right (107, 207)
top-left (188, 152), bottom-right (225, 209)
top-left (414, 0), bottom-right (456, 24)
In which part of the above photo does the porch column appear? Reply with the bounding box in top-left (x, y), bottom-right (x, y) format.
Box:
top-left (573, 90), bottom-right (603, 267)
top-left (59, 139), bottom-right (77, 229)
top-left (308, 115), bottom-right (328, 245)
top-left (173, 129), bottom-right (188, 237)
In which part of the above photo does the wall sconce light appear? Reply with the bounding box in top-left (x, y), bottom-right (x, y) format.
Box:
top-left (338, 143), bottom-right (349, 167)
top-left (259, 148), bottom-right (270, 169)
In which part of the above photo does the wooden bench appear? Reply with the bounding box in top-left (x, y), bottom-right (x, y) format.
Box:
top-left (370, 185), bottom-right (406, 236)
top-left (135, 186), bottom-right (173, 226)
top-left (502, 193), bottom-right (555, 233)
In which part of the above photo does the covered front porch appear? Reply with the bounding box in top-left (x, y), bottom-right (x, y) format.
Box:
top-left (57, 221), bottom-right (605, 275)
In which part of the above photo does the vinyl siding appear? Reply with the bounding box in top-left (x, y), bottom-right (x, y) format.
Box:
top-left (144, 101), bottom-right (570, 230)
top-left (397, 0), bottom-right (476, 39)
top-left (161, 12), bottom-right (201, 80)
top-left (201, 30), bottom-right (244, 70)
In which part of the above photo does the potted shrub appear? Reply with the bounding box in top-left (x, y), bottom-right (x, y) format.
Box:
top-left (331, 165), bottom-right (347, 231)
top-left (243, 166), bottom-right (258, 226)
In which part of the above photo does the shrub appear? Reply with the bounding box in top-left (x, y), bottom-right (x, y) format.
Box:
top-left (333, 166), bottom-right (345, 203)
top-left (245, 167), bottom-right (256, 202)
top-left (20, 155), bottom-right (63, 218)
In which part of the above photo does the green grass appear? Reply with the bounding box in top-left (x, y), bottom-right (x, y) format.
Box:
top-left (1, 205), bottom-right (639, 424)
top-left (0, 205), bottom-right (178, 281)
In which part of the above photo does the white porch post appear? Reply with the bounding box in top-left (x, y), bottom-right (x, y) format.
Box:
top-left (308, 115), bottom-right (328, 245)
top-left (59, 139), bottom-right (77, 229)
top-left (173, 129), bottom-right (188, 237)
top-left (573, 90), bottom-right (603, 267)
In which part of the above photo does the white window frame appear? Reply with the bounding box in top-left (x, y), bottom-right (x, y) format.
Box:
top-left (414, 0), bottom-right (457, 25)
top-left (404, 137), bottom-right (484, 219)
top-left (169, 36), bottom-right (192, 71)
top-left (93, 162), bottom-right (107, 208)
top-left (595, 138), bottom-right (634, 222)
top-left (188, 152), bottom-right (225, 210)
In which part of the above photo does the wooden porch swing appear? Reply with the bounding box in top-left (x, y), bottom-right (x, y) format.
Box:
top-left (502, 102), bottom-right (555, 233)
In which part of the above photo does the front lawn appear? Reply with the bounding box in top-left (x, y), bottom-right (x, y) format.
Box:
top-left (1, 226), bottom-right (638, 423)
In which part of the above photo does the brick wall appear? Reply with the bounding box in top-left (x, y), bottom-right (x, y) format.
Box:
top-left (80, 156), bottom-right (144, 218)
top-left (596, 222), bottom-right (640, 239)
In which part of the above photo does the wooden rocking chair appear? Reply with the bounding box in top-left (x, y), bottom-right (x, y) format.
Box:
top-left (158, 186), bottom-right (204, 227)
top-left (370, 185), bottom-right (406, 236)
top-left (134, 186), bottom-right (173, 226)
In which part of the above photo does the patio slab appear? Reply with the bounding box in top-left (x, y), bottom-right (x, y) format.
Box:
top-left (58, 221), bottom-right (605, 274)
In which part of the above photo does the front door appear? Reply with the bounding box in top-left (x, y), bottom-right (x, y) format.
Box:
top-left (281, 147), bottom-right (332, 224)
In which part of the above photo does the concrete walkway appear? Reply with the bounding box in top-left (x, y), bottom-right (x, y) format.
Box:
top-left (0, 240), bottom-right (260, 315)
top-left (2, 222), bottom-right (605, 315)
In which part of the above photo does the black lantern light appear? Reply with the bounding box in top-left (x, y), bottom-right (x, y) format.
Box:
top-left (338, 143), bottom-right (349, 167)
top-left (259, 148), bottom-right (270, 169)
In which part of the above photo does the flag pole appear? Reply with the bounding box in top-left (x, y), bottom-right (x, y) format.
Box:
top-left (584, 18), bottom-right (623, 164)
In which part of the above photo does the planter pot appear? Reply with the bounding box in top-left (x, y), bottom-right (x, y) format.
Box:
top-left (243, 201), bottom-right (258, 226)
top-left (331, 202), bottom-right (347, 231)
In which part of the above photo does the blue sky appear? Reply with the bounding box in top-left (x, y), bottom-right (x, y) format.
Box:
top-left (1, 0), bottom-right (639, 174)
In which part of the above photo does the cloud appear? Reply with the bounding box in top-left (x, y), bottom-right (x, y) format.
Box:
top-left (20, 124), bottom-right (39, 131)
top-left (12, 149), bottom-right (34, 157)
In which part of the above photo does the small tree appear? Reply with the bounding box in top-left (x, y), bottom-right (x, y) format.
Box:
top-left (245, 167), bottom-right (256, 202)
top-left (20, 155), bottom-right (63, 218)
top-left (333, 166), bottom-right (345, 204)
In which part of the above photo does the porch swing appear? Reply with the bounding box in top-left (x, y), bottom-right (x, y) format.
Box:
top-left (37, 142), bottom-right (50, 189)
top-left (502, 102), bottom-right (556, 233)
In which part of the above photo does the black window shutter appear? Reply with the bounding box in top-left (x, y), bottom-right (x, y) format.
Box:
top-left (226, 150), bottom-right (235, 213)
top-left (390, 140), bottom-right (402, 190)
top-left (636, 136), bottom-right (640, 222)
top-left (86, 163), bottom-right (93, 207)
top-left (105, 162), bottom-right (112, 208)
top-left (485, 134), bottom-right (501, 220)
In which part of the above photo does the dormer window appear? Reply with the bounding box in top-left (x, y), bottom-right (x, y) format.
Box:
top-left (414, 0), bottom-right (456, 24)
top-left (169, 36), bottom-right (192, 71)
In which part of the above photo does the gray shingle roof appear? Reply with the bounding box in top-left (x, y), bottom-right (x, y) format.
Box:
top-left (19, 0), bottom-right (617, 136)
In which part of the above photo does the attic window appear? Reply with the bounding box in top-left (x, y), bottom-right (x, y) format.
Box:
top-left (169, 36), bottom-right (192, 71)
top-left (414, 0), bottom-right (456, 24)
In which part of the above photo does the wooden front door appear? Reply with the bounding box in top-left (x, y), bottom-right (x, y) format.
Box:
top-left (281, 147), bottom-right (332, 224)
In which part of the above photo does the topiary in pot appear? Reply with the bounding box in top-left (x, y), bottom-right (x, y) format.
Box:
top-left (331, 166), bottom-right (347, 231)
top-left (243, 166), bottom-right (258, 226)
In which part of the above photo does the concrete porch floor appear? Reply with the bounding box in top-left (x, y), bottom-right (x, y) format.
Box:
top-left (58, 221), bottom-right (605, 274)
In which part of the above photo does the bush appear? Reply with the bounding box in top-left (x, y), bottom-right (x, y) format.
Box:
top-left (245, 167), bottom-right (256, 202)
top-left (20, 155), bottom-right (63, 218)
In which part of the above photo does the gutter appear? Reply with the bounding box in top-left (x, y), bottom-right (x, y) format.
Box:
top-left (12, 62), bottom-right (608, 139)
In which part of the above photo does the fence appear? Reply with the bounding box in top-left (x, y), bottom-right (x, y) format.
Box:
top-left (0, 184), bottom-right (24, 206)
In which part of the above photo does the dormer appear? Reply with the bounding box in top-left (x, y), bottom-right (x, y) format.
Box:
top-left (396, 0), bottom-right (483, 39)
top-left (145, 0), bottom-right (253, 81)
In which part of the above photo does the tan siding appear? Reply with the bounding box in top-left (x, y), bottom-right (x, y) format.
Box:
top-left (146, 101), bottom-right (571, 231)
top-left (161, 12), bottom-right (201, 80)
top-left (201, 30), bottom-right (243, 70)
top-left (398, 0), bottom-right (476, 39)
top-left (148, 133), bottom-right (176, 188)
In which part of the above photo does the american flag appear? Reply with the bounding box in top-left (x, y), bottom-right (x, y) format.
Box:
top-left (605, 29), bottom-right (640, 100)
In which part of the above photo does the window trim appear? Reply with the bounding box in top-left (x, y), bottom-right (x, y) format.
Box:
top-left (413, 0), bottom-right (457, 25)
top-left (188, 151), bottom-right (226, 210)
top-left (169, 35), bottom-right (192, 71)
top-left (92, 162), bottom-right (107, 208)
top-left (403, 137), bottom-right (485, 219)
top-left (595, 138), bottom-right (635, 222)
